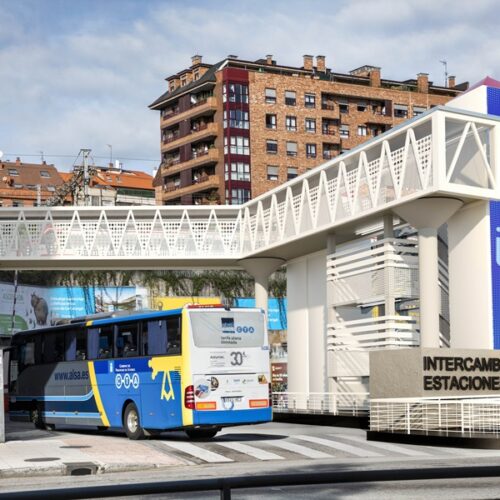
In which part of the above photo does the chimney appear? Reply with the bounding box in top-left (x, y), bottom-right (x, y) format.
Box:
top-left (417, 73), bottom-right (429, 93)
top-left (369, 68), bottom-right (381, 87)
top-left (448, 75), bottom-right (456, 88)
top-left (191, 54), bottom-right (202, 66)
top-left (303, 54), bottom-right (313, 71)
top-left (316, 55), bottom-right (326, 72)
top-left (266, 54), bottom-right (273, 65)
top-left (15, 157), bottom-right (21, 165)
top-left (228, 54), bottom-right (238, 59)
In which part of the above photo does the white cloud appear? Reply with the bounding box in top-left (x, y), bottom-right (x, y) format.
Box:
top-left (0, 0), bottom-right (499, 172)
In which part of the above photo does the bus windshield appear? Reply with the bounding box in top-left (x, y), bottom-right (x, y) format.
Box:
top-left (190, 310), bottom-right (265, 348)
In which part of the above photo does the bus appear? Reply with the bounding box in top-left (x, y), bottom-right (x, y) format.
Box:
top-left (8, 305), bottom-right (272, 439)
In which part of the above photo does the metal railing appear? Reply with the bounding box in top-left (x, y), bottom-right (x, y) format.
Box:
top-left (272, 391), bottom-right (369, 416)
top-left (370, 396), bottom-right (500, 437)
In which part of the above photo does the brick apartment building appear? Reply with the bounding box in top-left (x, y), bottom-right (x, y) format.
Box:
top-left (0, 158), bottom-right (64, 207)
top-left (150, 54), bottom-right (467, 205)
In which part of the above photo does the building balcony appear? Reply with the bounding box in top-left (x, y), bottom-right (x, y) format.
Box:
top-left (161, 149), bottom-right (219, 177)
top-left (161, 122), bottom-right (219, 153)
top-left (365, 111), bottom-right (394, 125)
top-left (161, 97), bottom-right (218, 127)
top-left (161, 174), bottom-right (220, 202)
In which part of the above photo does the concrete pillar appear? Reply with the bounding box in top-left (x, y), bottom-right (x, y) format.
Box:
top-left (238, 257), bottom-right (285, 314)
top-left (393, 197), bottom-right (463, 348)
top-left (383, 214), bottom-right (396, 316)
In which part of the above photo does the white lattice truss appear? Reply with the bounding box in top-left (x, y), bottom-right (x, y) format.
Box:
top-left (0, 107), bottom-right (499, 268)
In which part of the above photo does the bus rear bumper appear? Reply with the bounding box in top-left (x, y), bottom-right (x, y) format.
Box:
top-left (193, 407), bottom-right (272, 426)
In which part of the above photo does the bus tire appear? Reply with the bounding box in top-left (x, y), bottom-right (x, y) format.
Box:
top-left (185, 427), bottom-right (219, 439)
top-left (123, 402), bottom-right (145, 440)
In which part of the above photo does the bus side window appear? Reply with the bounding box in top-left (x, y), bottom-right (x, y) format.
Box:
top-left (147, 320), bottom-right (167, 355)
top-left (42, 332), bottom-right (65, 364)
top-left (166, 315), bottom-right (181, 355)
top-left (65, 329), bottom-right (77, 361)
top-left (98, 327), bottom-right (113, 359)
top-left (18, 337), bottom-right (37, 374)
top-left (116, 323), bottom-right (138, 358)
top-left (87, 328), bottom-right (99, 359)
top-left (76, 329), bottom-right (87, 360)
top-left (141, 321), bottom-right (148, 356)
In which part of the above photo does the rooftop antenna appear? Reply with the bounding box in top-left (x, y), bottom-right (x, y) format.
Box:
top-left (440, 60), bottom-right (448, 87)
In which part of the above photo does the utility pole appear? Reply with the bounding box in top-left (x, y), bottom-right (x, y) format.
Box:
top-left (82, 148), bottom-right (92, 206)
top-left (440, 60), bottom-right (448, 87)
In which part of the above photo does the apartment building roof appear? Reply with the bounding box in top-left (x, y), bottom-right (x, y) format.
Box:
top-left (150, 55), bottom-right (466, 110)
top-left (0, 159), bottom-right (63, 191)
top-left (93, 167), bottom-right (154, 191)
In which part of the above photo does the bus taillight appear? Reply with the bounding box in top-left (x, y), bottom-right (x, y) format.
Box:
top-left (184, 385), bottom-right (195, 410)
top-left (269, 383), bottom-right (272, 408)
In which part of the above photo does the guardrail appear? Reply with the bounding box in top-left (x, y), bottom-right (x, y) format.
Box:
top-left (2, 466), bottom-right (500, 499)
top-left (272, 391), bottom-right (369, 416)
top-left (370, 396), bottom-right (500, 436)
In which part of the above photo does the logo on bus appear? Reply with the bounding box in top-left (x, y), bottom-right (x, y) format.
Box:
top-left (236, 326), bottom-right (255, 334)
top-left (115, 372), bottom-right (140, 390)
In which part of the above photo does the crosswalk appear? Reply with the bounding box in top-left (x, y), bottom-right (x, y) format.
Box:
top-left (155, 432), bottom-right (500, 465)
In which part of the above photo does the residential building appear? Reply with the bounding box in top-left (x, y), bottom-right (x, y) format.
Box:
top-left (150, 54), bottom-right (467, 205)
top-left (0, 158), bottom-right (64, 207)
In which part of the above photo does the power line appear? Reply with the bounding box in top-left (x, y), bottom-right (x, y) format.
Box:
top-left (3, 153), bottom-right (159, 162)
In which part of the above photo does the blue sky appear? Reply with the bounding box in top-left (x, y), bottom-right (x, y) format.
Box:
top-left (1, 0), bottom-right (499, 174)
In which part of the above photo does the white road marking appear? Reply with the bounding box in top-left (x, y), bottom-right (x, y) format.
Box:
top-left (295, 435), bottom-right (381, 457)
top-left (215, 441), bottom-right (284, 461)
top-left (161, 441), bottom-right (233, 463)
top-left (265, 439), bottom-right (332, 459)
top-left (336, 434), bottom-right (429, 457)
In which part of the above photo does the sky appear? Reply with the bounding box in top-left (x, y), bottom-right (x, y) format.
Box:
top-left (1, 0), bottom-right (499, 175)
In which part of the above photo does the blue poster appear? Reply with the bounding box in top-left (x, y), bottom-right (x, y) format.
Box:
top-left (48, 287), bottom-right (95, 318)
top-left (234, 298), bottom-right (287, 330)
top-left (490, 201), bottom-right (500, 349)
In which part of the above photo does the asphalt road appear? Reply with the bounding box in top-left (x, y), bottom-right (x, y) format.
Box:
top-left (2, 420), bottom-right (500, 498)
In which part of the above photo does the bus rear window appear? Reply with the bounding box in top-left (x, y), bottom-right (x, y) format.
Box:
top-left (190, 311), bottom-right (264, 348)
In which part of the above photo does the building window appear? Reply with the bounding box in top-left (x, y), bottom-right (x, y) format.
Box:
top-left (266, 140), bottom-right (278, 154)
top-left (265, 88), bottom-right (277, 104)
top-left (340, 124), bottom-right (349, 138)
top-left (304, 93), bottom-right (316, 108)
top-left (223, 83), bottom-right (249, 103)
top-left (286, 141), bottom-right (298, 157)
top-left (305, 118), bottom-right (316, 133)
top-left (8, 169), bottom-right (19, 176)
top-left (394, 104), bottom-right (408, 118)
top-left (413, 106), bottom-right (426, 116)
top-left (224, 136), bottom-right (250, 155)
top-left (267, 165), bottom-right (279, 181)
top-left (181, 76), bottom-right (187, 87)
top-left (193, 70), bottom-right (200, 81)
top-left (306, 143), bottom-right (317, 159)
top-left (224, 109), bottom-right (249, 129)
top-left (225, 162), bottom-right (250, 181)
top-left (14, 183), bottom-right (22, 189)
top-left (266, 114), bottom-right (277, 129)
top-left (287, 167), bottom-right (298, 180)
top-left (357, 125), bottom-right (368, 136)
top-left (339, 102), bottom-right (349, 114)
top-left (40, 170), bottom-right (50, 178)
top-left (357, 101), bottom-right (367, 112)
top-left (47, 185), bottom-right (56, 192)
top-left (285, 90), bottom-right (296, 106)
top-left (12, 201), bottom-right (23, 207)
top-left (227, 188), bottom-right (251, 205)
top-left (286, 115), bottom-right (297, 131)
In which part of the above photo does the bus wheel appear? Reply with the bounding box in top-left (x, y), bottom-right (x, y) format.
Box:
top-left (185, 427), bottom-right (219, 439)
top-left (123, 402), bottom-right (145, 440)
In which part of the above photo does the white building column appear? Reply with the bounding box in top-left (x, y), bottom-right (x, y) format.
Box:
top-left (238, 257), bottom-right (285, 314)
top-left (394, 197), bottom-right (463, 348)
top-left (383, 214), bottom-right (396, 317)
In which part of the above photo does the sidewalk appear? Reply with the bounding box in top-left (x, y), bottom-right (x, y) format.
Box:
top-left (0, 421), bottom-right (184, 478)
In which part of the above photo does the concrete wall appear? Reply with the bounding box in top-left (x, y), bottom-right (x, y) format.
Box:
top-left (287, 250), bottom-right (327, 393)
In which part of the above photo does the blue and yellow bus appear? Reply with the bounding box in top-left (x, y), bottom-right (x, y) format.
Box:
top-left (8, 305), bottom-right (272, 439)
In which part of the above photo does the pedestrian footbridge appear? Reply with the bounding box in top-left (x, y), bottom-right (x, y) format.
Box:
top-left (0, 106), bottom-right (496, 270)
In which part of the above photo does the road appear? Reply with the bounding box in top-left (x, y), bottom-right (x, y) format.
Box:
top-left (2, 420), bottom-right (500, 498)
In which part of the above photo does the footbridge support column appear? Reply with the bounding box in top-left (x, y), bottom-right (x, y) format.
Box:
top-left (394, 197), bottom-right (463, 348)
top-left (238, 257), bottom-right (285, 315)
